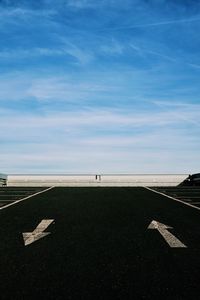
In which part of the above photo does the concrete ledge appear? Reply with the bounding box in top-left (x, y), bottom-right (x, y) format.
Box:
top-left (7, 174), bottom-right (188, 187)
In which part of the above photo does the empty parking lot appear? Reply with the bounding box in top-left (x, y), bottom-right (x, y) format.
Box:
top-left (1, 186), bottom-right (200, 299)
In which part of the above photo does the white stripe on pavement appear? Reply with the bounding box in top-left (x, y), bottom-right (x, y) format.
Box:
top-left (0, 186), bottom-right (54, 210)
top-left (144, 186), bottom-right (200, 211)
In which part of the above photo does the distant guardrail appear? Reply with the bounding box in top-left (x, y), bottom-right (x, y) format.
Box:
top-left (0, 173), bottom-right (7, 186)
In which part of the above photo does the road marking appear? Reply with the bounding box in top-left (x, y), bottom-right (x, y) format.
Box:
top-left (23, 219), bottom-right (54, 246)
top-left (0, 186), bottom-right (54, 211)
top-left (144, 186), bottom-right (200, 211)
top-left (148, 220), bottom-right (187, 248)
top-left (0, 200), bottom-right (22, 202)
top-left (0, 194), bottom-right (35, 196)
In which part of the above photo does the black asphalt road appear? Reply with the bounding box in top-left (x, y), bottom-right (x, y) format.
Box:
top-left (1, 187), bottom-right (200, 299)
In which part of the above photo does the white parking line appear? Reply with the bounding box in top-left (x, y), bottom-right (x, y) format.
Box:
top-left (0, 195), bottom-right (38, 198)
top-left (144, 186), bottom-right (200, 212)
top-left (0, 194), bottom-right (36, 196)
top-left (0, 186), bottom-right (54, 210)
top-left (0, 200), bottom-right (21, 202)
top-left (0, 191), bottom-right (44, 193)
top-left (0, 189), bottom-right (43, 192)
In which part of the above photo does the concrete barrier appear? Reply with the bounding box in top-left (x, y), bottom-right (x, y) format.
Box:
top-left (7, 174), bottom-right (188, 187)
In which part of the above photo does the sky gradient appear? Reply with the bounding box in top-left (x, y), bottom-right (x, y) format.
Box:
top-left (0, 0), bottom-right (200, 174)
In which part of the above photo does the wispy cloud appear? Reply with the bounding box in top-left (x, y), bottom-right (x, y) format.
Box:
top-left (1, 108), bottom-right (199, 173)
top-left (130, 43), bottom-right (176, 63)
top-left (66, 0), bottom-right (132, 9)
top-left (27, 77), bottom-right (113, 101)
top-left (0, 44), bottom-right (93, 65)
top-left (1, 0), bottom-right (200, 173)
top-left (100, 39), bottom-right (124, 55)
top-left (62, 42), bottom-right (94, 64)
top-left (188, 63), bottom-right (200, 69)
top-left (67, 0), bottom-right (98, 9)
top-left (0, 72), bottom-right (119, 104)
top-left (1, 104), bottom-right (200, 133)
top-left (0, 7), bottom-right (55, 18)
top-left (102, 15), bottom-right (200, 32)
top-left (0, 48), bottom-right (63, 59)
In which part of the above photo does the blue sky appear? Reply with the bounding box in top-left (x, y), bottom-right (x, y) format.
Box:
top-left (0, 0), bottom-right (200, 174)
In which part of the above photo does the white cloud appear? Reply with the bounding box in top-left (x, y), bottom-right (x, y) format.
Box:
top-left (1, 103), bottom-right (200, 173)
top-left (189, 63), bottom-right (200, 69)
top-left (61, 41), bottom-right (94, 64)
top-left (0, 7), bottom-right (56, 29)
top-left (0, 43), bottom-right (93, 64)
top-left (66, 0), bottom-right (125, 9)
top-left (0, 72), bottom-right (119, 102)
top-left (1, 143), bottom-right (199, 174)
top-left (0, 7), bottom-right (54, 18)
top-left (1, 105), bottom-right (200, 144)
top-left (0, 108), bottom-right (198, 130)
top-left (101, 39), bottom-right (124, 55)
top-left (27, 77), bottom-right (116, 101)
top-left (0, 48), bottom-right (63, 59)
top-left (129, 39), bottom-right (180, 67)
top-left (67, 0), bottom-right (96, 9)
top-left (105, 15), bottom-right (200, 32)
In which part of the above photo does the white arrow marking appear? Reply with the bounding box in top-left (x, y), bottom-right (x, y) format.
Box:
top-left (23, 219), bottom-right (54, 246)
top-left (148, 220), bottom-right (187, 248)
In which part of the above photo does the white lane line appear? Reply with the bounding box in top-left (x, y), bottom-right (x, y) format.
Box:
top-left (0, 195), bottom-right (34, 197)
top-left (144, 186), bottom-right (200, 211)
top-left (148, 220), bottom-right (187, 248)
top-left (23, 219), bottom-right (54, 246)
top-left (0, 190), bottom-right (43, 192)
top-left (0, 186), bottom-right (54, 211)
top-left (0, 200), bottom-right (22, 202)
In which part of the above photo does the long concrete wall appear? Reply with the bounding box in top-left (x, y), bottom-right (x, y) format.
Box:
top-left (7, 174), bottom-right (188, 187)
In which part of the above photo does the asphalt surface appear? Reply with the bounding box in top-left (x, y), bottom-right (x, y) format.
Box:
top-left (0, 187), bottom-right (47, 208)
top-left (153, 186), bottom-right (200, 207)
top-left (1, 187), bottom-right (200, 299)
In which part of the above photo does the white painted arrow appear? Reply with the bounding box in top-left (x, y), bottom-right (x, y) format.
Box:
top-left (148, 220), bottom-right (187, 248)
top-left (23, 219), bottom-right (54, 246)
